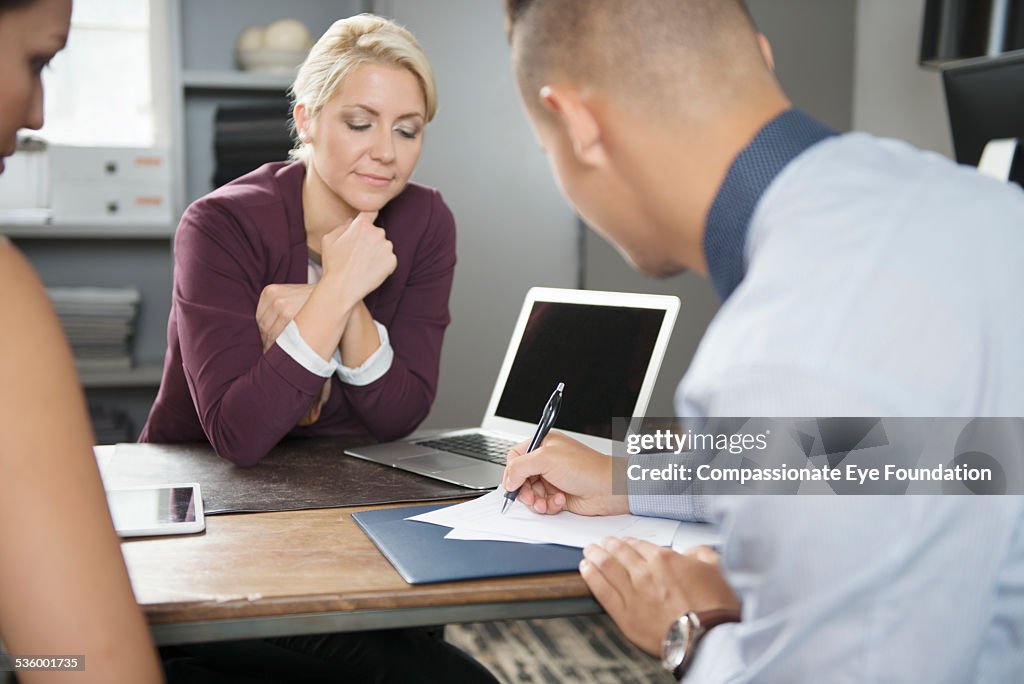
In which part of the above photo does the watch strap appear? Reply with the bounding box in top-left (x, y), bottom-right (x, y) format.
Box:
top-left (673, 608), bottom-right (741, 680)
top-left (694, 607), bottom-right (741, 631)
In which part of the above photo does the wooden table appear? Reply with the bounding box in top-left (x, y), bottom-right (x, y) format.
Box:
top-left (101, 447), bottom-right (599, 645)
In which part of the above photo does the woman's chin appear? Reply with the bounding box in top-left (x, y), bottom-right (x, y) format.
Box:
top-left (342, 189), bottom-right (403, 214)
top-left (354, 201), bottom-right (388, 213)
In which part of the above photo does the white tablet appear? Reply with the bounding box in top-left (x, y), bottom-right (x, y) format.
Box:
top-left (106, 483), bottom-right (205, 538)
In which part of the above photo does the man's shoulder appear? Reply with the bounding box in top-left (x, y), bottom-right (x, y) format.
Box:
top-left (696, 132), bottom-right (1024, 415)
top-left (793, 131), bottom-right (1024, 211)
top-left (761, 130), bottom-right (1024, 263)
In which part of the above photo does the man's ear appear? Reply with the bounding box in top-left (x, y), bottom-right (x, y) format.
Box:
top-left (757, 33), bottom-right (776, 71)
top-left (538, 85), bottom-right (607, 167)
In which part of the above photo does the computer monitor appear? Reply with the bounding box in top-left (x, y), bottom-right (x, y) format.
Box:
top-left (942, 49), bottom-right (1024, 168)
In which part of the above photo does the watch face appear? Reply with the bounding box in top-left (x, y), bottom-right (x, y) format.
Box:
top-left (662, 618), bottom-right (691, 672)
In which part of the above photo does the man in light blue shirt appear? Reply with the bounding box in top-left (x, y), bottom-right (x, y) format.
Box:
top-left (500, 0), bottom-right (1024, 681)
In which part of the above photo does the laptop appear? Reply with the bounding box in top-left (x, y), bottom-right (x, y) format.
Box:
top-left (345, 287), bottom-right (680, 489)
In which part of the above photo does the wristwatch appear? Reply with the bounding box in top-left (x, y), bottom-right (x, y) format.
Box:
top-left (661, 608), bottom-right (741, 680)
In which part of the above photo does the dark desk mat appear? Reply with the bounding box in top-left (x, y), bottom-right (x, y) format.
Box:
top-left (102, 438), bottom-right (476, 515)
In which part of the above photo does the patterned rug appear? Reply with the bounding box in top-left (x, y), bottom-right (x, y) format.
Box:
top-left (446, 615), bottom-right (674, 684)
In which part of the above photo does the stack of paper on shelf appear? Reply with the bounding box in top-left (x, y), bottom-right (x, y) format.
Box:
top-left (213, 102), bottom-right (292, 187)
top-left (46, 286), bottom-right (141, 373)
top-left (407, 489), bottom-right (715, 550)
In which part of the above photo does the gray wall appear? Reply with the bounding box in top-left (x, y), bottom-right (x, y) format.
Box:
top-left (373, 0), bottom-right (578, 428)
top-left (751, 0), bottom-right (858, 133)
top-left (853, 0), bottom-right (954, 157)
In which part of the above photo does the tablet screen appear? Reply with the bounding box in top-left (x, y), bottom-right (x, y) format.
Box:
top-left (106, 484), bottom-right (204, 537)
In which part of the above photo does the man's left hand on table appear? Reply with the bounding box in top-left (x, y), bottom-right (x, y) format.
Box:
top-left (579, 538), bottom-right (740, 656)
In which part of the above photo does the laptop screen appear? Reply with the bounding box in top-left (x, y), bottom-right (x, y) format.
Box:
top-left (494, 301), bottom-right (667, 439)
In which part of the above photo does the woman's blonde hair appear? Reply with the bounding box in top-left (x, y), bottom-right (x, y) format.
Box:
top-left (289, 14), bottom-right (437, 162)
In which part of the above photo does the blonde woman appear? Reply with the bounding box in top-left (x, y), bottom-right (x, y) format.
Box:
top-left (144, 15), bottom-right (494, 683)
top-left (0, 0), bottom-right (163, 681)
top-left (142, 15), bottom-right (457, 467)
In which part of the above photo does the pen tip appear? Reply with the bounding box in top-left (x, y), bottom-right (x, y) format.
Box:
top-left (556, 382), bottom-right (564, 392)
top-left (501, 498), bottom-right (510, 515)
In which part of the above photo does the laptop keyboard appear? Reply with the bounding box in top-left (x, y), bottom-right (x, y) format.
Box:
top-left (415, 433), bottom-right (517, 464)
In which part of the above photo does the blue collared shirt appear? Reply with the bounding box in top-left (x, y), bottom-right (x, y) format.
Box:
top-left (629, 110), bottom-right (1024, 682)
top-left (703, 109), bottom-right (836, 301)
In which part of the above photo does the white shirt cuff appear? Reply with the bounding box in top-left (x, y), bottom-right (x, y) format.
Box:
top-left (275, 320), bottom-right (337, 378)
top-left (684, 622), bottom-right (743, 683)
top-left (333, 320), bottom-right (394, 386)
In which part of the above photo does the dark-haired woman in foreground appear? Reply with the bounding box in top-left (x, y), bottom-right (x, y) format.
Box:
top-left (0, 0), bottom-right (163, 681)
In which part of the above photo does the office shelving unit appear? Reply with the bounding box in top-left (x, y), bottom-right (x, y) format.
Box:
top-left (1, 223), bottom-right (175, 240)
top-left (181, 70), bottom-right (294, 92)
top-left (168, 0), bottom-right (370, 209)
top-left (2, 1), bottom-right (373, 439)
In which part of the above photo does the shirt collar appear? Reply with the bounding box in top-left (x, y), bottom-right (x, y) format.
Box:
top-left (703, 108), bottom-right (837, 301)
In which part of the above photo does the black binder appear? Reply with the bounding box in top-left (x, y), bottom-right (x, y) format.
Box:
top-left (353, 503), bottom-right (584, 584)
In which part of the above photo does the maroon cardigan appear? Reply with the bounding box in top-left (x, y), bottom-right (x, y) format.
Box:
top-left (139, 162), bottom-right (456, 465)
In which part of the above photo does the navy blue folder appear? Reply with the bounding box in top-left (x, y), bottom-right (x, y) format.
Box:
top-left (352, 503), bottom-right (584, 584)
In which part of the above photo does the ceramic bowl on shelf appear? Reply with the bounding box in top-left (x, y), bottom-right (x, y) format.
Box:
top-left (235, 19), bottom-right (313, 74)
top-left (236, 48), bottom-right (307, 74)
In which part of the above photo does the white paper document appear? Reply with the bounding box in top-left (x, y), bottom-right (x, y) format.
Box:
top-left (408, 489), bottom-right (682, 549)
top-left (443, 528), bottom-right (546, 544)
top-left (443, 513), bottom-right (721, 551)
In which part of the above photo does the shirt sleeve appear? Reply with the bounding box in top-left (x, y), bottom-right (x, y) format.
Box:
top-left (278, 318), bottom-right (394, 384)
top-left (684, 623), bottom-right (744, 683)
top-left (333, 320), bottom-right (394, 386)
top-left (172, 200), bottom-right (327, 466)
top-left (277, 320), bottom-right (336, 377)
top-left (337, 190), bottom-right (456, 442)
top-left (681, 362), bottom-right (896, 417)
top-left (705, 496), bottom-right (1024, 682)
top-left (648, 364), bottom-right (897, 522)
top-left (628, 452), bottom-right (712, 522)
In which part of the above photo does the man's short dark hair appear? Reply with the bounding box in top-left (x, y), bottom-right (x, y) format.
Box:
top-left (505, 0), bottom-right (766, 118)
top-left (504, 0), bottom-right (755, 41)
top-left (504, 0), bottom-right (534, 39)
